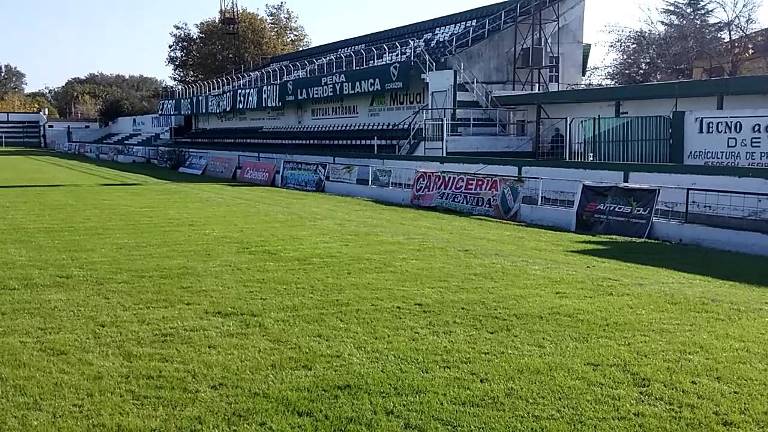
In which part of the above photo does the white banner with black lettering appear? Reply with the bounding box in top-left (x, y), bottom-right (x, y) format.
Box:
top-left (685, 110), bottom-right (768, 168)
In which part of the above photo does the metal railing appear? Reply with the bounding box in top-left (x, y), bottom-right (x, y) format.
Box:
top-left (168, 39), bottom-right (436, 99)
top-left (456, 60), bottom-right (497, 108)
top-left (685, 189), bottom-right (768, 234)
top-left (400, 108), bottom-right (532, 155)
top-left (445, 0), bottom-right (561, 56)
top-left (567, 116), bottom-right (672, 164)
top-left (167, 1), bottom-right (559, 102)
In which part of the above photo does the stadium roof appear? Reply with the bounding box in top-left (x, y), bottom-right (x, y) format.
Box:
top-left (267, 1), bottom-right (513, 65)
top-left (495, 75), bottom-right (768, 106)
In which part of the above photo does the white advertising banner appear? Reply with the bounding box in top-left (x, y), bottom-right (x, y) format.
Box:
top-left (328, 164), bottom-right (360, 184)
top-left (686, 110), bottom-right (768, 168)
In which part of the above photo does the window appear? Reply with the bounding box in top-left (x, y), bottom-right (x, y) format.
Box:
top-left (548, 56), bottom-right (560, 84)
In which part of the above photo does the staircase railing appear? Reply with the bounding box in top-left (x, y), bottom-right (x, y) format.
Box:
top-left (445, 0), bottom-right (559, 57)
top-left (456, 60), bottom-right (498, 109)
top-left (414, 48), bottom-right (436, 77)
top-left (397, 105), bottom-right (430, 155)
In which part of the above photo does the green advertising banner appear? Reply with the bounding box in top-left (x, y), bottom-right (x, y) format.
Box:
top-left (158, 62), bottom-right (415, 116)
top-left (283, 62), bottom-right (413, 103)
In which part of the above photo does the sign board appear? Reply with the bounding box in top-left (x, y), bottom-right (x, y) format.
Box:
top-left (204, 156), bottom-right (238, 179)
top-left (179, 155), bottom-right (208, 175)
top-left (158, 62), bottom-right (415, 116)
top-left (238, 161), bottom-right (277, 186)
top-left (371, 168), bottom-right (393, 188)
top-left (685, 110), bottom-right (768, 168)
top-left (281, 161), bottom-right (328, 192)
top-left (576, 184), bottom-right (659, 239)
top-left (411, 171), bottom-right (523, 221)
top-left (328, 164), bottom-right (360, 184)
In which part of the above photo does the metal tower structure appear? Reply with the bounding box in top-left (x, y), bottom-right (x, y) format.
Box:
top-left (219, 0), bottom-right (241, 69)
top-left (219, 0), bottom-right (240, 35)
top-left (512, 0), bottom-right (562, 92)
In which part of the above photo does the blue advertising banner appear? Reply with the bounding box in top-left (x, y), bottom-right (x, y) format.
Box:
top-left (281, 161), bottom-right (328, 192)
top-left (178, 155), bottom-right (208, 175)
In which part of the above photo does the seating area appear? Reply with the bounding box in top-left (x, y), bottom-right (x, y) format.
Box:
top-left (267, 2), bottom-right (509, 66)
top-left (0, 121), bottom-right (41, 147)
top-left (85, 133), bottom-right (158, 146)
top-left (174, 123), bottom-right (411, 154)
top-left (223, 2), bottom-right (514, 89)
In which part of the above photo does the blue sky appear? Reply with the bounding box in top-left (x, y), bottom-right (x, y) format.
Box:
top-left (2, 0), bottom-right (767, 90)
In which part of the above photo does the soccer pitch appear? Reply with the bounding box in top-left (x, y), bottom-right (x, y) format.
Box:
top-left (1, 148), bottom-right (767, 431)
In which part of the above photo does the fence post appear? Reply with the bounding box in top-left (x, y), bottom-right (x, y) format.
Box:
top-left (671, 111), bottom-right (686, 165)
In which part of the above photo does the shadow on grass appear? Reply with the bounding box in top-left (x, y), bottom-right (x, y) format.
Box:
top-left (0, 183), bottom-right (143, 190)
top-left (0, 148), bottom-right (53, 157)
top-left (574, 239), bottom-right (768, 287)
top-left (27, 152), bottom-right (239, 185)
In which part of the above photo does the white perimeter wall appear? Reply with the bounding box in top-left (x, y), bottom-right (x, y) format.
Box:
top-left (152, 147), bottom-right (768, 257)
top-left (110, 115), bottom-right (182, 134)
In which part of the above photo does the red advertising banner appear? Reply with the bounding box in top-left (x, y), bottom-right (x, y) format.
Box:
top-left (411, 171), bottom-right (524, 221)
top-left (237, 161), bottom-right (277, 186)
top-left (204, 156), bottom-right (238, 179)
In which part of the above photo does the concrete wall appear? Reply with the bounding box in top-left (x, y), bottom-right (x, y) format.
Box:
top-left (46, 121), bottom-right (99, 130)
top-left (2, 112), bottom-right (45, 123)
top-left (111, 114), bottom-right (182, 134)
top-left (451, 0), bottom-right (585, 91)
top-left (652, 222), bottom-right (768, 256)
top-left (56, 142), bottom-right (768, 256)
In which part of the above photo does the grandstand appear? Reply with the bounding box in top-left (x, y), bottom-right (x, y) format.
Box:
top-left (0, 112), bottom-right (44, 147)
top-left (158, 0), bottom-right (587, 157)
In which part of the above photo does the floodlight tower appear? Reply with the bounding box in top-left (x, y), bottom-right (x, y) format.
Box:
top-left (219, 0), bottom-right (241, 70)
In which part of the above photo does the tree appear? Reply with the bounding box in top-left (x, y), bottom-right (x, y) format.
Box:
top-left (50, 73), bottom-right (164, 121)
top-left (167, 2), bottom-right (310, 85)
top-left (0, 64), bottom-right (27, 96)
top-left (606, 27), bottom-right (670, 85)
top-left (713, 0), bottom-right (762, 76)
top-left (658, 0), bottom-right (723, 80)
top-left (605, 0), bottom-right (763, 84)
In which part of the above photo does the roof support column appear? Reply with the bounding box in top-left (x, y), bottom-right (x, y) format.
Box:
top-left (534, 104), bottom-right (542, 157)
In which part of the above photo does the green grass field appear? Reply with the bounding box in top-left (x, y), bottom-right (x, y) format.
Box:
top-left (0, 148), bottom-right (767, 431)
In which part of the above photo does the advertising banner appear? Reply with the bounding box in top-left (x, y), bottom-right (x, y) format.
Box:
top-left (371, 168), bottom-right (393, 188)
top-left (284, 62), bottom-right (412, 104)
top-left (328, 164), bottom-right (360, 184)
top-left (158, 62), bottom-right (415, 116)
top-left (411, 171), bottom-right (524, 221)
top-left (685, 111), bottom-right (768, 168)
top-left (204, 156), bottom-right (238, 179)
top-left (576, 184), bottom-right (660, 239)
top-left (281, 161), bottom-right (328, 192)
top-left (237, 161), bottom-right (277, 186)
top-left (178, 155), bottom-right (208, 175)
